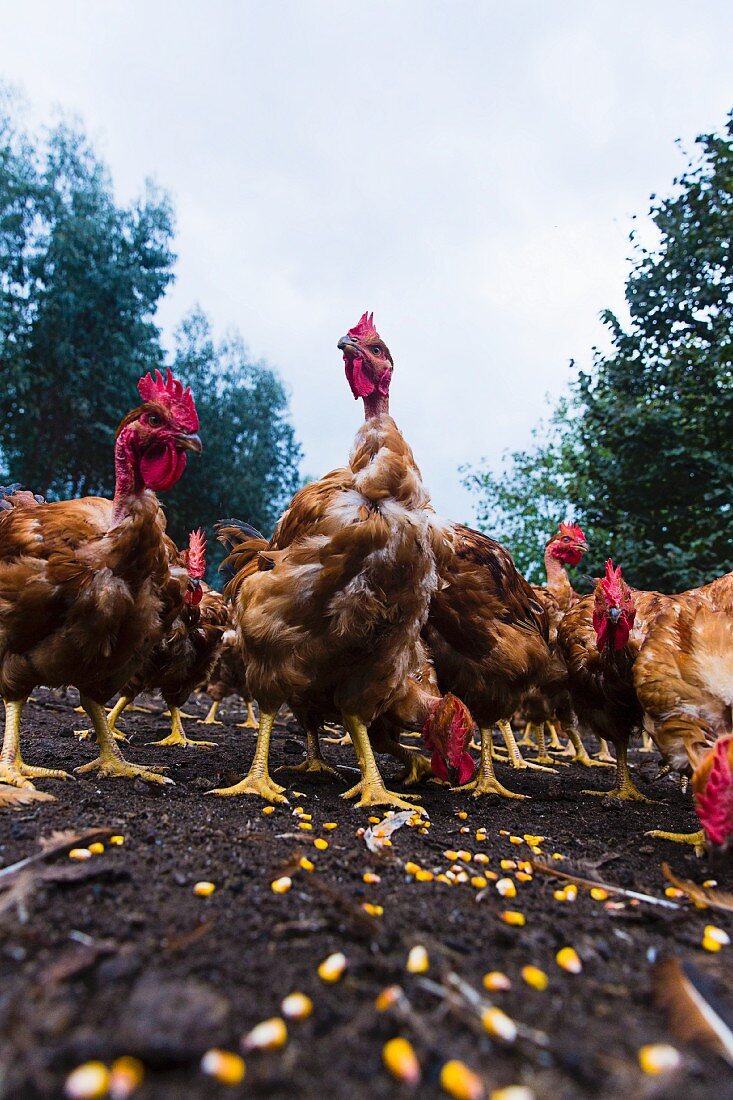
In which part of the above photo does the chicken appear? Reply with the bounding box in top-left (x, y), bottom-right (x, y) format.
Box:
top-left (212, 312), bottom-right (456, 813)
top-left (0, 368), bottom-right (201, 795)
top-left (423, 525), bottom-right (553, 798)
top-left (557, 561), bottom-right (655, 801)
top-left (634, 579), bottom-right (733, 853)
top-left (199, 621), bottom-right (257, 729)
top-left (100, 531), bottom-right (229, 749)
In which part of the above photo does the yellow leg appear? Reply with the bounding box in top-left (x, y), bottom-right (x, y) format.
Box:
top-left (75, 697), bottom-right (171, 784)
top-left (497, 719), bottom-right (556, 773)
top-left (237, 701), bottom-right (258, 729)
top-left (0, 698), bottom-right (66, 796)
top-left (208, 712), bottom-right (288, 801)
top-left (646, 828), bottom-right (706, 853)
top-left (276, 728), bottom-right (341, 779)
top-left (640, 729), bottom-right (655, 753)
top-left (583, 741), bottom-right (653, 802)
top-left (387, 736), bottom-right (434, 787)
top-left (563, 726), bottom-right (614, 768)
top-left (546, 721), bottom-right (563, 751)
top-left (340, 714), bottom-right (426, 814)
top-left (532, 722), bottom-right (569, 766)
top-left (148, 705), bottom-right (217, 749)
top-left (75, 693), bottom-right (131, 741)
top-left (323, 724), bottom-right (352, 746)
top-left (199, 700), bottom-right (223, 726)
top-left (460, 727), bottom-right (526, 799)
top-left (595, 737), bottom-right (615, 764)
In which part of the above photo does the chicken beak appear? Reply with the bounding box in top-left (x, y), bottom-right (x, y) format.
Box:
top-left (337, 335), bottom-right (360, 354)
top-left (177, 432), bottom-right (203, 454)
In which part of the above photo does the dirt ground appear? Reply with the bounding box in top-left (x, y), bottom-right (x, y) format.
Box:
top-left (0, 689), bottom-right (731, 1100)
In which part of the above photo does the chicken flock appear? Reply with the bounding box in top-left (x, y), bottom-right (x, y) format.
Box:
top-left (0, 316), bottom-right (731, 861)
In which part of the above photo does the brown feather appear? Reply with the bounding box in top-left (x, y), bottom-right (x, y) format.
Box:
top-left (654, 956), bottom-right (733, 1064)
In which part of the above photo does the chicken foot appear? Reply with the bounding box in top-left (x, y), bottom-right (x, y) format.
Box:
top-left (460, 727), bottom-right (526, 799)
top-left (496, 719), bottom-right (557, 773)
top-left (75, 697), bottom-right (171, 784)
top-left (561, 726), bottom-right (614, 768)
top-left (148, 705), bottom-right (217, 749)
top-left (236, 701), bottom-right (258, 729)
top-left (594, 738), bottom-right (616, 764)
top-left (531, 722), bottom-right (570, 766)
top-left (75, 694), bottom-right (130, 742)
top-left (208, 711), bottom-right (288, 802)
top-left (0, 699), bottom-right (72, 790)
top-left (583, 741), bottom-right (653, 802)
top-left (276, 728), bottom-right (341, 779)
top-left (199, 700), bottom-right (223, 725)
top-left (646, 828), bottom-right (706, 852)
top-left (340, 714), bottom-right (427, 814)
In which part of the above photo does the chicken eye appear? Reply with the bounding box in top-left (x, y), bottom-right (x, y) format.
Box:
top-left (148, 414), bottom-right (162, 427)
top-left (370, 345), bottom-right (382, 355)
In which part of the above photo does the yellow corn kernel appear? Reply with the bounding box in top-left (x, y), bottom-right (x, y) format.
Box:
top-left (298, 822), bottom-right (313, 831)
top-left (314, 838), bottom-right (329, 850)
top-left (481, 1006), bottom-right (517, 1042)
top-left (368, 816), bottom-right (380, 824)
top-left (416, 869), bottom-right (434, 883)
top-left (484, 870), bottom-right (499, 881)
top-left (455, 810), bottom-right (468, 820)
top-left (406, 944), bottom-right (429, 973)
top-left (496, 878), bottom-right (516, 898)
top-left (551, 852), bottom-right (564, 860)
top-left (521, 965), bottom-right (548, 990)
top-left (499, 828), bottom-right (510, 835)
top-left (293, 806), bottom-right (305, 815)
top-left (271, 876), bottom-right (292, 894)
top-left (459, 826), bottom-right (471, 835)
top-left (299, 857), bottom-right (315, 872)
top-left (444, 850), bottom-right (460, 861)
top-left (703, 879), bottom-right (717, 888)
top-left (299, 814), bottom-right (312, 822)
top-left (474, 853), bottom-right (489, 864)
top-left (404, 861), bottom-right (421, 875)
top-left (375, 984), bottom-right (403, 1012)
top-left (262, 806), bottom-right (275, 815)
top-left (291, 790), bottom-right (306, 798)
top-left (500, 859), bottom-right (517, 871)
top-left (556, 947), bottom-right (582, 973)
top-left (455, 870), bottom-right (469, 884)
top-left (69, 848), bottom-right (92, 861)
top-left (529, 845), bottom-right (542, 856)
top-left (664, 886), bottom-right (684, 898)
top-left (193, 881), bottom-right (215, 897)
top-left (500, 911), bottom-right (525, 927)
top-left (318, 952), bottom-right (346, 982)
top-left (471, 876), bottom-right (488, 889)
top-left (110, 835), bottom-right (125, 845)
top-left (457, 850), bottom-right (472, 862)
top-left (382, 1036), bottom-right (421, 1085)
top-left (516, 872), bottom-right (532, 883)
top-left (564, 884), bottom-right (578, 901)
top-left (363, 871), bottom-right (381, 884)
top-left (590, 887), bottom-right (609, 901)
top-left (63, 1062), bottom-right (110, 1099)
top-left (523, 834), bottom-right (544, 845)
top-left (509, 835), bottom-right (523, 845)
top-left (88, 842), bottom-right (105, 855)
top-left (703, 924), bottom-right (730, 947)
top-left (483, 970), bottom-right (511, 991)
top-left (109, 1056), bottom-right (144, 1098)
top-left (362, 903), bottom-right (384, 916)
top-left (418, 827), bottom-right (429, 835)
top-left (638, 1043), bottom-right (682, 1075)
top-left (554, 889), bottom-right (567, 901)
top-left (517, 860), bottom-right (532, 873)
top-left (241, 1017), bottom-right (287, 1051)
top-left (436, 873), bottom-right (451, 884)
top-left (200, 1049), bottom-right (246, 1085)
top-left (490, 1088), bottom-right (535, 1100)
top-left (281, 991), bottom-right (313, 1020)
top-left (439, 1059), bottom-right (484, 1100)
top-left (323, 822), bottom-right (338, 830)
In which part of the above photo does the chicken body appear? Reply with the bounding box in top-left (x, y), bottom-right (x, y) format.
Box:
top-left (200, 625), bottom-right (257, 728)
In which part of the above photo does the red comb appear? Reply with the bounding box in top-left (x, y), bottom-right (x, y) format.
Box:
top-left (347, 311), bottom-right (379, 341)
top-left (559, 522), bottom-right (586, 542)
top-left (138, 368), bottom-right (199, 432)
top-left (187, 528), bottom-right (206, 580)
top-left (600, 559), bottom-right (625, 604)
top-left (695, 737), bottom-right (733, 845)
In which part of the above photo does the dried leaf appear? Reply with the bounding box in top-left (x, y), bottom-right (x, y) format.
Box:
top-left (531, 860), bottom-right (680, 909)
top-left (654, 957), bottom-right (733, 1064)
top-left (0, 784), bottom-right (55, 809)
top-left (662, 863), bottom-right (733, 914)
top-left (364, 811), bottom-right (414, 853)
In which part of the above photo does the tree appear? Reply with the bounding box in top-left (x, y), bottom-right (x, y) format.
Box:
top-left (164, 309), bottom-right (303, 578)
top-left (465, 110), bottom-right (733, 592)
top-left (0, 99), bottom-right (175, 496)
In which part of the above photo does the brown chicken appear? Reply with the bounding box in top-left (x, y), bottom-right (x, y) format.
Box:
top-left (634, 575), bottom-right (733, 853)
top-left (424, 525), bottom-right (553, 798)
top-left (100, 531), bottom-right (229, 749)
top-left (558, 560), bottom-right (658, 801)
top-left (213, 312), bottom-right (459, 813)
top-left (0, 368), bottom-right (201, 795)
top-left (199, 619), bottom-right (257, 729)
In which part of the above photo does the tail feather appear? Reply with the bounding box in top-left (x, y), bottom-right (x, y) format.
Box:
top-left (215, 519), bottom-right (270, 599)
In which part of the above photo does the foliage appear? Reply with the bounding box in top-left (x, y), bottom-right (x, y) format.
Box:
top-left (465, 110), bottom-right (733, 592)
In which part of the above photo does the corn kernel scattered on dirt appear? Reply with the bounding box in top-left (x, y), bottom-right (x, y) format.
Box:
top-left (64, 1062), bottom-right (110, 1099)
top-left (516, 872), bottom-right (532, 883)
top-left (299, 857), bottom-right (315, 872)
top-left (496, 878), bottom-right (516, 898)
top-left (490, 1088), bottom-right (535, 1100)
top-left (590, 887), bottom-right (609, 901)
top-left (665, 886), bottom-right (684, 898)
top-left (323, 822), bottom-right (338, 830)
top-left (556, 947), bottom-right (582, 973)
top-left (521, 965), bottom-right (548, 990)
top-left (318, 952), bottom-right (347, 982)
top-left (500, 910), bottom-right (525, 926)
top-left (455, 811), bottom-right (468, 820)
top-left (262, 806), bottom-right (275, 815)
top-left (69, 848), bottom-right (92, 861)
top-left (483, 970), bottom-right (511, 991)
top-left (271, 876), bottom-right (292, 894)
top-left (298, 822), bottom-right (313, 831)
top-left (444, 849), bottom-right (459, 861)
top-left (281, 991), bottom-right (313, 1020)
top-left (509, 835), bottom-right (523, 845)
top-left (474, 853), bottom-right (489, 864)
top-left (471, 875), bottom-right (487, 889)
top-left (200, 1049), bottom-right (246, 1085)
top-left (638, 1043), bottom-right (682, 1074)
top-left (404, 861), bottom-right (421, 875)
top-left (457, 850), bottom-right (472, 861)
top-left (406, 944), bottom-right (429, 973)
top-left (382, 1036), bottom-right (421, 1084)
top-left (88, 842), bottom-right (105, 855)
top-left (481, 1006), bottom-right (517, 1042)
top-left (363, 872), bottom-right (381, 884)
top-left (109, 1056), bottom-right (144, 1098)
top-left (439, 1059), bottom-right (484, 1100)
top-left (314, 838), bottom-right (329, 850)
top-left (375, 984), bottom-right (403, 1012)
top-left (416, 869), bottom-right (434, 882)
top-left (362, 902), bottom-right (384, 916)
top-left (703, 924), bottom-right (730, 949)
top-left (241, 1017), bottom-right (288, 1051)
top-left (110, 835), bottom-right (125, 845)
top-left (193, 881), bottom-right (215, 897)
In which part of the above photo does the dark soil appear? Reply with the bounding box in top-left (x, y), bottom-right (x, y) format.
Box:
top-left (1, 689), bottom-right (732, 1100)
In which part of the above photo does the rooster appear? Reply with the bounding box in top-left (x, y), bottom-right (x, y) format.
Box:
top-left (423, 526), bottom-right (553, 798)
top-left (213, 312), bottom-right (459, 813)
top-left (634, 581), bottom-right (733, 854)
top-left (558, 561), bottom-right (654, 801)
top-left (98, 531), bottom-right (229, 749)
top-left (0, 369), bottom-right (201, 795)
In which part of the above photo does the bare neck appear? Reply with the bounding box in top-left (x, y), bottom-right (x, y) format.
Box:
top-left (544, 546), bottom-right (574, 607)
top-left (111, 427), bottom-right (144, 525)
top-left (362, 390), bottom-right (390, 419)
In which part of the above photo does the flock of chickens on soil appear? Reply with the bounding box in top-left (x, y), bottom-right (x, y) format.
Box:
top-left (0, 312), bottom-right (731, 863)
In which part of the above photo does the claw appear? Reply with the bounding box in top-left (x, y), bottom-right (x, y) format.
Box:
top-left (75, 758), bottom-right (172, 785)
top-left (207, 775), bottom-right (289, 802)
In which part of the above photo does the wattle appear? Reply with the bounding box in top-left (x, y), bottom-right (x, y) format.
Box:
top-left (140, 442), bottom-right (187, 492)
top-left (344, 355), bottom-right (374, 399)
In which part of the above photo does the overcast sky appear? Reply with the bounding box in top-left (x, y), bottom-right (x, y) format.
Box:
top-left (3, 2), bottom-right (732, 520)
